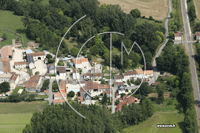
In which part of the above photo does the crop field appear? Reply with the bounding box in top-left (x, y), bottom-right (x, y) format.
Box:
top-left (193, 0), bottom-right (200, 20)
top-left (98, 0), bottom-right (168, 20)
top-left (0, 101), bottom-right (48, 132)
top-left (0, 10), bottom-right (33, 47)
top-left (123, 99), bottom-right (184, 133)
top-left (0, 113), bottom-right (32, 133)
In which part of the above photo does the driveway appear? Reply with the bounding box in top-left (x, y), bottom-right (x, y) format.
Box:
top-left (32, 60), bottom-right (47, 75)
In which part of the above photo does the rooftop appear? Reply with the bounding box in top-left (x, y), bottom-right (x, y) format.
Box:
top-left (56, 67), bottom-right (66, 73)
top-left (9, 73), bottom-right (19, 82)
top-left (115, 75), bottom-right (124, 79)
top-left (196, 32), bottom-right (200, 36)
top-left (27, 52), bottom-right (45, 57)
top-left (14, 61), bottom-right (28, 66)
top-left (174, 31), bottom-right (182, 36)
top-left (26, 75), bottom-right (41, 89)
top-left (134, 68), bottom-right (143, 74)
top-left (54, 92), bottom-right (67, 98)
top-left (2, 57), bottom-right (10, 73)
top-left (1, 46), bottom-right (12, 58)
top-left (59, 80), bottom-right (66, 90)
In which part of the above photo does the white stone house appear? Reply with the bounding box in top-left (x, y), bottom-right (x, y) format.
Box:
top-left (9, 73), bottom-right (19, 90)
top-left (174, 31), bottom-right (182, 41)
top-left (118, 85), bottom-right (126, 95)
top-left (72, 70), bottom-right (80, 80)
top-left (27, 52), bottom-right (46, 61)
top-left (14, 62), bottom-right (28, 69)
top-left (114, 75), bottom-right (125, 82)
top-left (195, 32), bottom-right (200, 42)
top-left (56, 67), bottom-right (66, 77)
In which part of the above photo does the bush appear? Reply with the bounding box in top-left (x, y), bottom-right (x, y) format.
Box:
top-left (35, 71), bottom-right (39, 75)
top-left (149, 16), bottom-right (154, 20)
top-left (2, 33), bottom-right (7, 40)
top-left (67, 91), bottom-right (75, 97)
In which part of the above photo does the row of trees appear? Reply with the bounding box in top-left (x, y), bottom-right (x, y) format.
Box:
top-left (156, 40), bottom-right (198, 132)
top-left (169, 0), bottom-right (183, 32)
top-left (23, 97), bottom-right (154, 133)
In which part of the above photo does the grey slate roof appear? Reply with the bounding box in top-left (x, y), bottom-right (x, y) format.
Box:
top-left (118, 85), bottom-right (125, 91)
top-left (84, 93), bottom-right (91, 100)
top-left (27, 55), bottom-right (34, 64)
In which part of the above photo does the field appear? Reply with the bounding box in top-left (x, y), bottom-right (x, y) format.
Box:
top-left (98, 0), bottom-right (169, 20)
top-left (0, 10), bottom-right (33, 47)
top-left (193, 0), bottom-right (200, 20)
top-left (123, 99), bottom-right (184, 133)
top-left (0, 101), bottom-right (48, 133)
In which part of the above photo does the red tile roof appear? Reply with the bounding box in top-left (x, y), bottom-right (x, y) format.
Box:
top-left (98, 84), bottom-right (110, 89)
top-left (151, 82), bottom-right (160, 86)
top-left (1, 46), bottom-right (12, 58)
top-left (196, 32), bottom-right (200, 36)
top-left (85, 81), bottom-right (98, 90)
top-left (80, 58), bottom-right (88, 62)
top-left (134, 69), bottom-right (143, 74)
top-left (2, 57), bottom-right (10, 73)
top-left (117, 95), bottom-right (138, 112)
top-left (14, 61), bottom-right (28, 66)
top-left (59, 80), bottom-right (66, 90)
top-left (9, 73), bottom-right (19, 82)
top-left (174, 31), bottom-right (182, 36)
top-left (113, 82), bottom-right (124, 85)
top-left (54, 92), bottom-right (67, 98)
top-left (144, 70), bottom-right (153, 75)
top-left (115, 75), bottom-right (124, 79)
top-left (27, 52), bottom-right (45, 56)
top-left (53, 99), bottom-right (66, 104)
top-left (56, 67), bottom-right (65, 73)
top-left (26, 75), bottom-right (41, 89)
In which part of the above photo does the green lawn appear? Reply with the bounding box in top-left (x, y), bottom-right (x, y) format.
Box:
top-left (65, 37), bottom-right (78, 49)
top-left (123, 99), bottom-right (184, 133)
top-left (0, 10), bottom-right (33, 47)
top-left (12, 87), bottom-right (25, 95)
top-left (136, 18), bottom-right (164, 26)
top-left (0, 113), bottom-right (32, 133)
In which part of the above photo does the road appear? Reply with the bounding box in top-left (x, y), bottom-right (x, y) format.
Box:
top-left (152, 0), bottom-right (172, 82)
top-left (48, 78), bottom-right (55, 106)
top-left (181, 0), bottom-right (200, 129)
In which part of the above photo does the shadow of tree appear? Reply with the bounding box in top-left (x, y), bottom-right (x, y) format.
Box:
top-left (178, 122), bottom-right (185, 133)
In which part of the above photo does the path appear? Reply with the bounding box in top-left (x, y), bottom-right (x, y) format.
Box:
top-left (152, 0), bottom-right (172, 82)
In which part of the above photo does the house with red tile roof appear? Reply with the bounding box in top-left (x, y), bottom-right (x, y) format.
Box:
top-left (25, 75), bottom-right (42, 92)
top-left (14, 61), bottom-right (28, 69)
top-left (59, 80), bottom-right (66, 93)
top-left (1, 46), bottom-right (12, 59)
top-left (116, 95), bottom-right (139, 112)
top-left (174, 31), bottom-right (182, 41)
top-left (195, 32), bottom-right (200, 42)
top-left (73, 58), bottom-right (90, 69)
top-left (27, 52), bottom-right (46, 61)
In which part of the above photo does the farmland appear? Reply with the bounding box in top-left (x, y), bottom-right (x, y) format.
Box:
top-left (0, 10), bottom-right (33, 47)
top-left (193, 0), bottom-right (200, 20)
top-left (98, 0), bottom-right (168, 20)
top-left (0, 101), bottom-right (49, 133)
top-left (123, 99), bottom-right (184, 133)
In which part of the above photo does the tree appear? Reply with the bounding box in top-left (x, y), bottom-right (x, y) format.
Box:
top-left (138, 82), bottom-right (151, 96)
top-left (67, 91), bottom-right (75, 97)
top-left (52, 81), bottom-right (59, 92)
top-left (0, 82), bottom-right (10, 93)
top-left (101, 93), bottom-right (107, 105)
top-left (115, 100), bottom-right (120, 105)
top-left (130, 9), bottom-right (141, 18)
top-left (184, 108), bottom-right (198, 133)
top-left (41, 79), bottom-right (49, 91)
top-left (156, 84), bottom-right (164, 104)
top-left (35, 71), bottom-right (39, 75)
top-left (46, 54), bottom-right (52, 59)
top-left (121, 93), bottom-right (126, 98)
top-left (2, 33), bottom-right (7, 40)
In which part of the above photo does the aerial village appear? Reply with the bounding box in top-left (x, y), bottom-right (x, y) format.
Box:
top-left (0, 38), bottom-right (159, 112)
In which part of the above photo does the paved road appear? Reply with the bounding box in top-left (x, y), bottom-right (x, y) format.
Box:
top-left (48, 78), bottom-right (55, 106)
top-left (181, 0), bottom-right (200, 129)
top-left (152, 0), bottom-right (172, 82)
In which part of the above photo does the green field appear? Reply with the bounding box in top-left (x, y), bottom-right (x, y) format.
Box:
top-left (123, 99), bottom-right (184, 133)
top-left (0, 101), bottom-right (48, 133)
top-left (0, 113), bottom-right (32, 133)
top-left (0, 10), bottom-right (33, 47)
